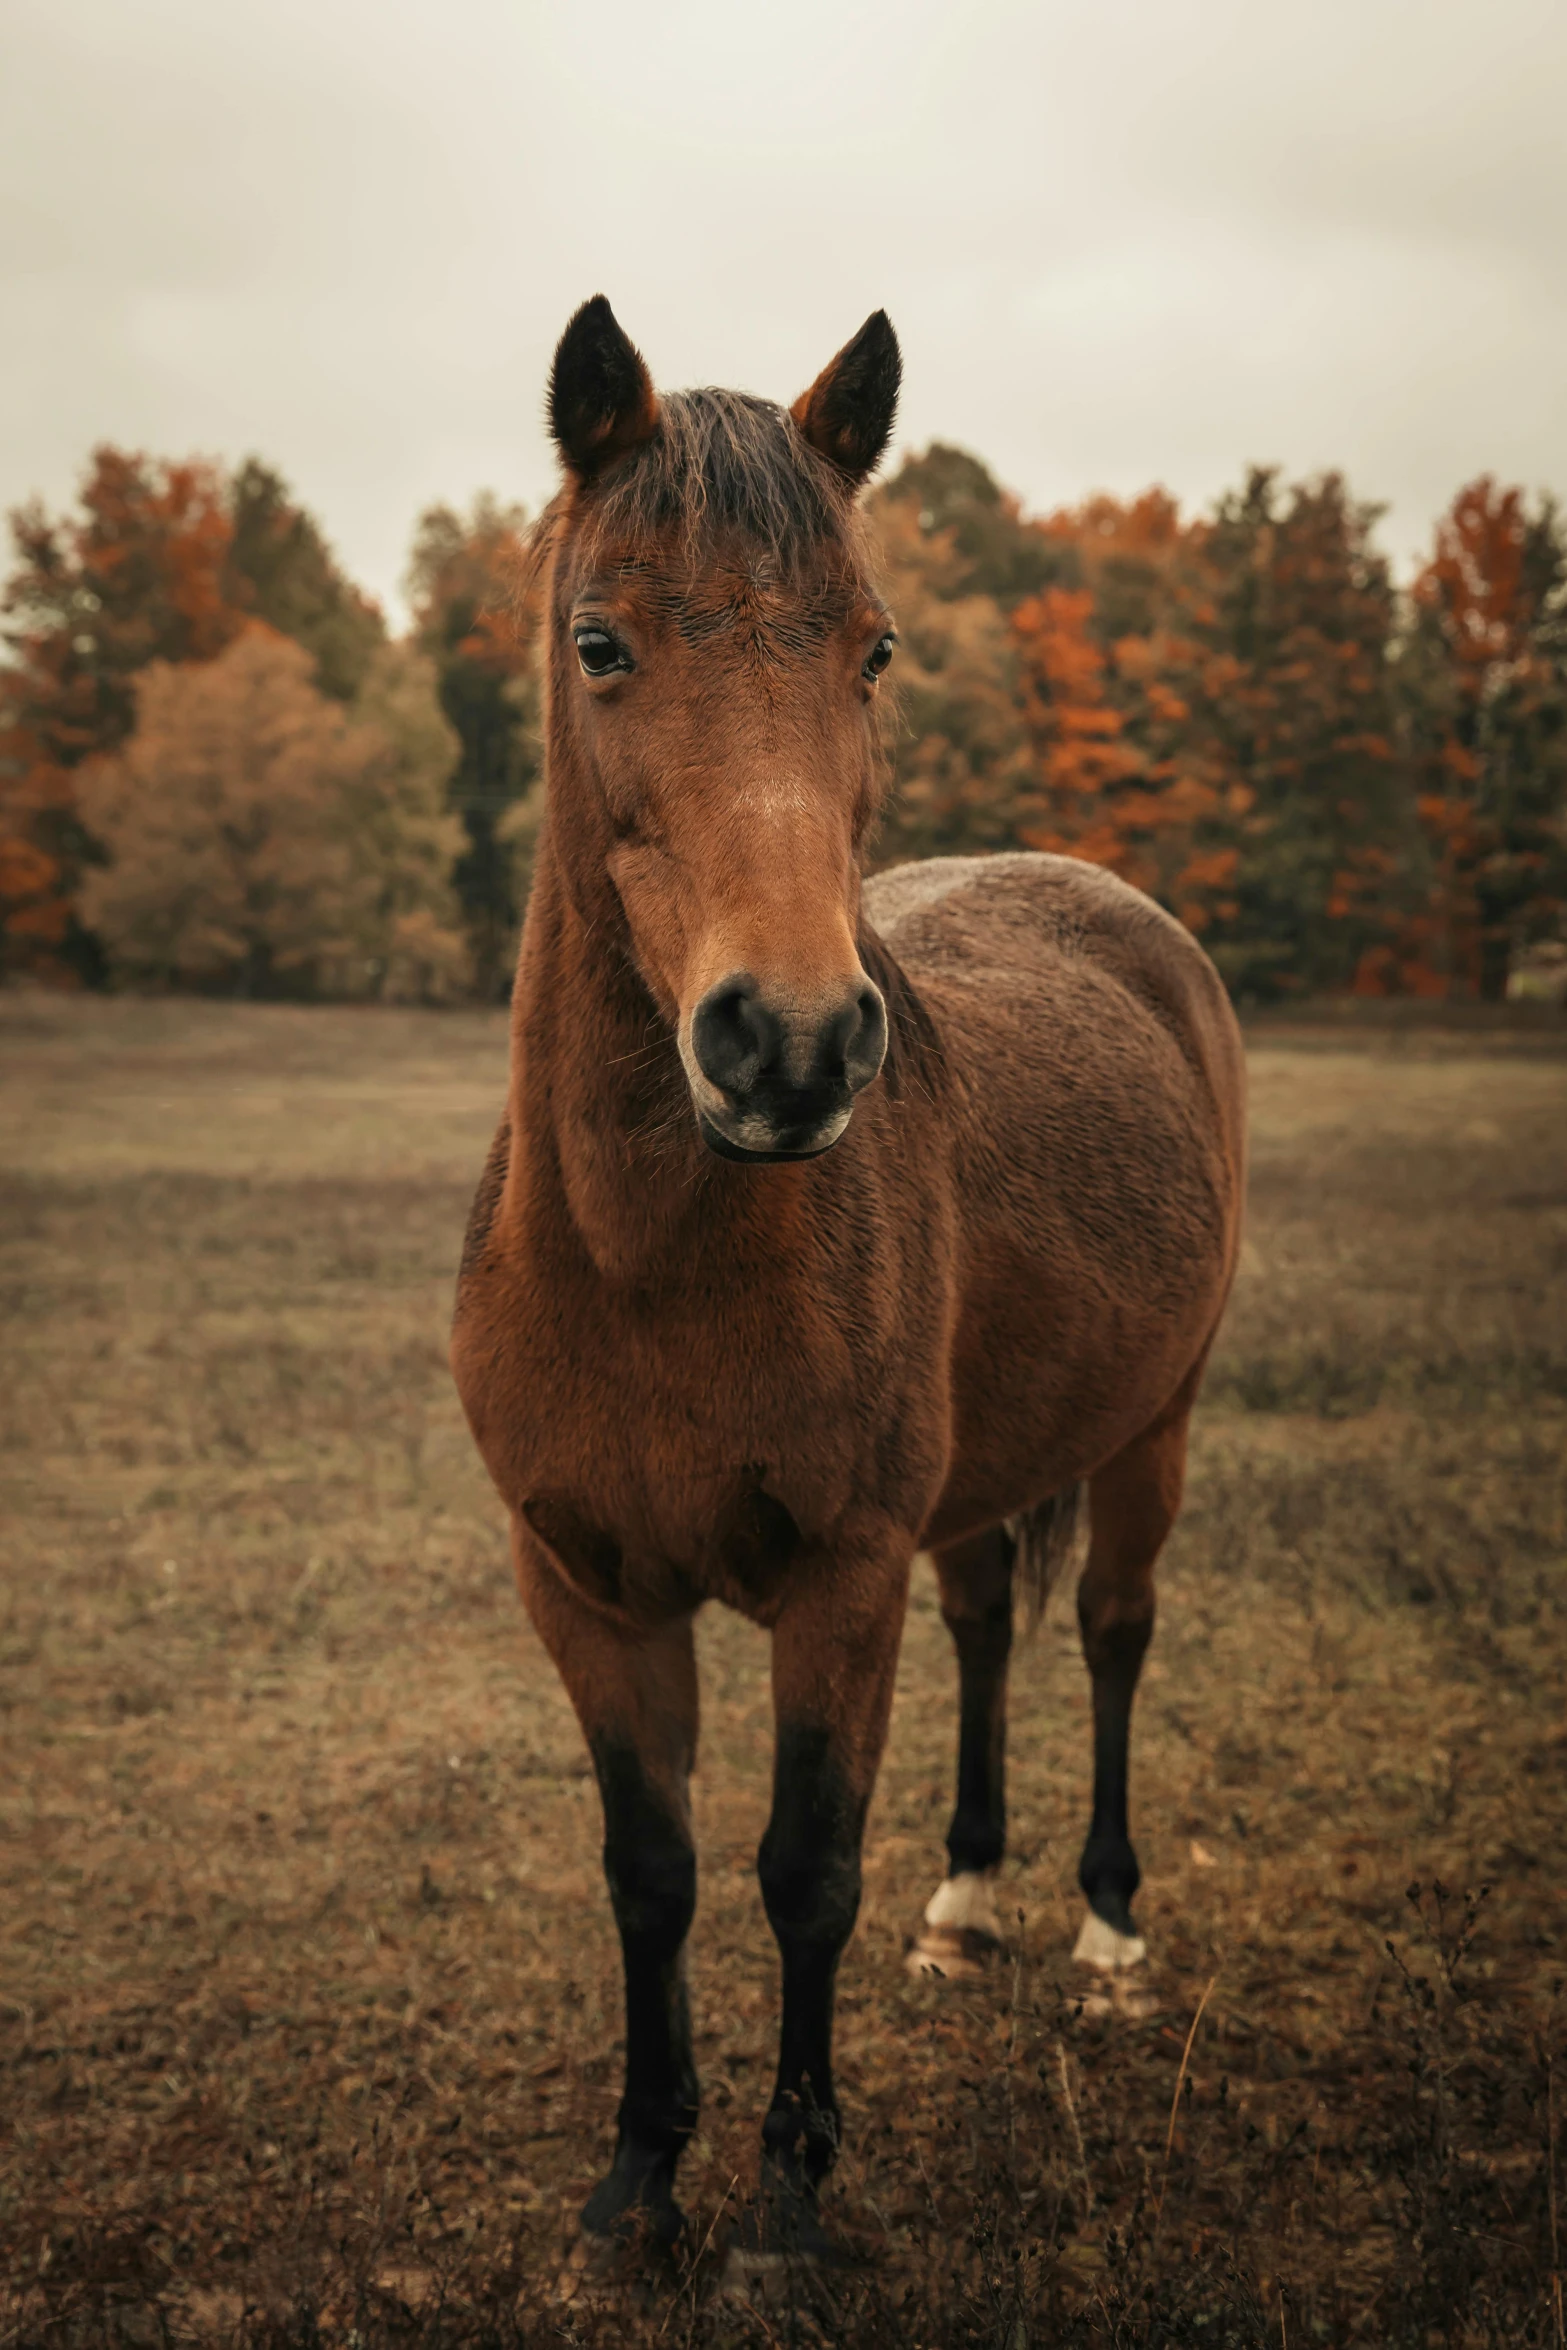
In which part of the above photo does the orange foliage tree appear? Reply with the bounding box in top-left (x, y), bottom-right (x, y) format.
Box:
top-left (1011, 494), bottom-right (1247, 938)
top-left (870, 455), bottom-right (1410, 996)
top-left (8, 428), bottom-right (1564, 1005)
top-left (1, 449), bottom-right (241, 971)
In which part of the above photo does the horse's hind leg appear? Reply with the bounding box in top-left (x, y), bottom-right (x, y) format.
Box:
top-left (905, 1526), bottom-right (1015, 1980)
top-left (1074, 1406), bottom-right (1189, 1981)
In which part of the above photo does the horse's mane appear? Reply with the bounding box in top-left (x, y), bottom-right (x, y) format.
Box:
top-left (543, 388), bottom-right (880, 596)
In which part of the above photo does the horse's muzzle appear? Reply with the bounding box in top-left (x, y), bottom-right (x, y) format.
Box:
top-left (686, 970), bottom-right (886, 1163)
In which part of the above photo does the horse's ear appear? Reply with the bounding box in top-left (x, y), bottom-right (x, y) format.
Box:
top-left (791, 311), bottom-right (901, 487)
top-left (548, 295), bottom-right (660, 482)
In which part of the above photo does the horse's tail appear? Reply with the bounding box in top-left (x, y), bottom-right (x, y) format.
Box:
top-left (1008, 1484), bottom-right (1085, 1627)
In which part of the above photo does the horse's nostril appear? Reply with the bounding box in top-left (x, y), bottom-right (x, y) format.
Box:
top-left (691, 976), bottom-right (780, 1093)
top-left (692, 973), bottom-right (886, 1107)
top-left (844, 982), bottom-right (888, 1091)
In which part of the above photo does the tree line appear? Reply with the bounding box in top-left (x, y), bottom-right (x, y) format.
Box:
top-left (2, 442), bottom-right (1563, 1002)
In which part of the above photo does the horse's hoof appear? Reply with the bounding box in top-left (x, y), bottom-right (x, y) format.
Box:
top-left (904, 1921), bottom-right (1004, 1980)
top-left (1073, 1906), bottom-right (1146, 1974)
top-left (1071, 1906), bottom-right (1159, 2018)
top-left (906, 1868), bottom-right (1005, 1979)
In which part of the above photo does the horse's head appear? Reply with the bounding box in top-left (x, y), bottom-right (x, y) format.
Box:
top-left (543, 296), bottom-right (901, 1163)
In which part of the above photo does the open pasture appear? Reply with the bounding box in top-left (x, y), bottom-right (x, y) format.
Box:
top-left (1, 994), bottom-right (1564, 2346)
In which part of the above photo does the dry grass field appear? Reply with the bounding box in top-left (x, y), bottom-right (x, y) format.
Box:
top-left (2, 992), bottom-right (1564, 2347)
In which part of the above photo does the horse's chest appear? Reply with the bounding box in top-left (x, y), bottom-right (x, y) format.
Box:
top-left (455, 1239), bottom-right (923, 1614)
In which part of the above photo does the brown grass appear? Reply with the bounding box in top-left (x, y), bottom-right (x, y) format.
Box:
top-left (1, 992), bottom-right (1564, 2347)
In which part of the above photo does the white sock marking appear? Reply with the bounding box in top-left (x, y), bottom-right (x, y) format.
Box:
top-left (922, 1870), bottom-right (1002, 1940)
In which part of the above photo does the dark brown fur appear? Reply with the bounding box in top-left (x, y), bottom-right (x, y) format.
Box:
top-left (450, 305), bottom-right (1246, 2263)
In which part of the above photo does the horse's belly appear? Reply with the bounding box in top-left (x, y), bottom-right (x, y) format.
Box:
top-left (936, 1221), bottom-right (1223, 1530)
top-left (925, 1003), bottom-right (1240, 1526)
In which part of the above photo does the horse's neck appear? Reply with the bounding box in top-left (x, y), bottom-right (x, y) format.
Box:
top-left (508, 831), bottom-right (722, 1280)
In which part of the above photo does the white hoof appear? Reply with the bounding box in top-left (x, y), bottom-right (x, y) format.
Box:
top-left (1071, 1907), bottom-right (1158, 2019)
top-left (925, 1869), bottom-right (1003, 1938)
top-left (1072, 1907), bottom-right (1146, 1974)
top-left (905, 1870), bottom-right (1005, 1981)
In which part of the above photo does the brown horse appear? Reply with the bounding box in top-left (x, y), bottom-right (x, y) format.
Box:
top-left (450, 297), bottom-right (1246, 2277)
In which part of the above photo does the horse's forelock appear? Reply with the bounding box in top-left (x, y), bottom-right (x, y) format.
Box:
top-left (562, 388), bottom-right (878, 594)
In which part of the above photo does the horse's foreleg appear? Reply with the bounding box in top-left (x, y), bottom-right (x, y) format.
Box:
top-left (744, 1551), bottom-right (909, 2261)
top-left (1074, 1410), bottom-right (1188, 1981)
top-left (514, 1538), bottom-right (699, 2257)
top-left (906, 1527), bottom-right (1014, 1978)
top-left (586, 1684), bottom-right (700, 2247)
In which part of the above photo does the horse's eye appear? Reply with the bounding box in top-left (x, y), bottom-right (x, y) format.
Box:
top-left (862, 633), bottom-right (895, 682)
top-left (574, 627), bottom-right (629, 678)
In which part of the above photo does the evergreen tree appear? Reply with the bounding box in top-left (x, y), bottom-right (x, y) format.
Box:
top-left (873, 444), bottom-right (1065, 609)
top-left (406, 495), bottom-right (541, 997)
top-left (1197, 469), bottom-right (1403, 997)
top-left (1394, 480), bottom-right (1567, 996)
top-left (225, 459), bottom-right (385, 704)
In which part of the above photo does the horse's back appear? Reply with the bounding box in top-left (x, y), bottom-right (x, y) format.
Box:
top-left (867, 848), bottom-right (1206, 984)
top-left (866, 851), bottom-right (1244, 1159)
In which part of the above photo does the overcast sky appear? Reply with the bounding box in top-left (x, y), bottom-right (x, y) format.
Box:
top-left (4, 0), bottom-right (1565, 622)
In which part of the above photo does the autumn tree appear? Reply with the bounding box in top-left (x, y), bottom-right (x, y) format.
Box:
top-left (2, 447), bottom-right (394, 977)
top-left (14, 428), bottom-right (1563, 1008)
top-left (1394, 479), bottom-right (1567, 997)
top-left (334, 642), bottom-right (468, 997)
top-left (0, 746), bottom-right (75, 969)
top-left (1011, 582), bottom-right (1138, 853)
top-left (1193, 469), bottom-right (1403, 996)
top-left (1008, 494), bottom-right (1231, 924)
top-left (225, 459), bottom-right (385, 703)
top-left (406, 495), bottom-right (541, 996)
top-left (868, 491), bottom-right (1035, 863)
top-left (872, 458), bottom-right (1412, 991)
top-left (1, 449), bottom-right (240, 970)
top-left (77, 627), bottom-right (463, 999)
top-left (874, 443), bottom-right (1064, 607)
